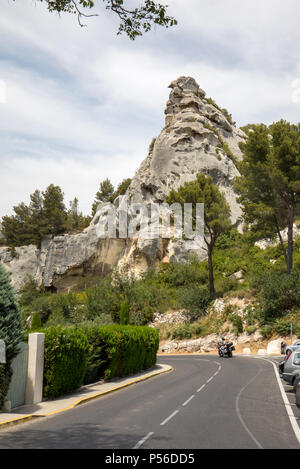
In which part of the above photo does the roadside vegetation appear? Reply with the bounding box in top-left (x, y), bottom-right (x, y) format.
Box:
top-left (18, 225), bottom-right (300, 342)
top-left (3, 119), bottom-right (300, 349)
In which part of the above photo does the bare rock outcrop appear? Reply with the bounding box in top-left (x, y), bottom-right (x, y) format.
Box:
top-left (0, 76), bottom-right (246, 291)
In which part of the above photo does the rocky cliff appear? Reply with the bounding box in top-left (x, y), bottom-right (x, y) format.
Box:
top-left (0, 76), bottom-right (246, 291)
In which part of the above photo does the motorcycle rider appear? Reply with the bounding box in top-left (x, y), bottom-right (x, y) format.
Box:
top-left (218, 336), bottom-right (235, 357)
top-left (218, 337), bottom-right (226, 356)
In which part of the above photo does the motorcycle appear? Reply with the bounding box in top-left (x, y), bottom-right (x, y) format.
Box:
top-left (218, 341), bottom-right (235, 358)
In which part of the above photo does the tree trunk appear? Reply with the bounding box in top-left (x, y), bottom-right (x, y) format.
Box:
top-left (274, 215), bottom-right (288, 269)
top-left (287, 205), bottom-right (294, 274)
top-left (207, 246), bottom-right (215, 297)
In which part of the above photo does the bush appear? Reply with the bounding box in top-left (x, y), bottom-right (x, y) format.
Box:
top-left (120, 298), bottom-right (130, 325)
top-left (42, 326), bottom-right (89, 398)
top-left (31, 311), bottom-right (42, 330)
top-left (273, 319), bottom-right (292, 337)
top-left (229, 313), bottom-right (243, 335)
top-left (172, 324), bottom-right (192, 340)
top-left (81, 324), bottom-right (159, 384)
top-left (0, 265), bottom-right (22, 409)
top-left (260, 324), bottom-right (273, 339)
top-left (181, 286), bottom-right (211, 320)
top-left (85, 277), bottom-right (121, 322)
top-left (259, 269), bottom-right (300, 321)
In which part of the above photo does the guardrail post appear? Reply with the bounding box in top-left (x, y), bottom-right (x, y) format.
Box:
top-left (25, 333), bottom-right (45, 405)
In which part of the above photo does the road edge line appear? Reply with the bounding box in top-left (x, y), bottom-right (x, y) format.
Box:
top-left (239, 355), bottom-right (300, 447)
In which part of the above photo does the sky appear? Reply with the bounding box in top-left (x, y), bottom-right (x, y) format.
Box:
top-left (1, 0), bottom-right (300, 217)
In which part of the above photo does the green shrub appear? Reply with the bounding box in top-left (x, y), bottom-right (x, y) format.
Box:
top-left (229, 313), bottom-right (243, 335)
top-left (181, 286), bottom-right (211, 320)
top-left (31, 311), bottom-right (42, 330)
top-left (81, 324), bottom-right (159, 384)
top-left (0, 265), bottom-right (22, 409)
top-left (172, 324), bottom-right (192, 340)
top-left (273, 319), bottom-right (293, 337)
top-left (259, 269), bottom-right (300, 321)
top-left (245, 325), bottom-right (257, 335)
top-left (259, 324), bottom-right (273, 339)
top-left (120, 298), bottom-right (130, 325)
top-left (85, 277), bottom-right (121, 322)
top-left (42, 326), bottom-right (89, 398)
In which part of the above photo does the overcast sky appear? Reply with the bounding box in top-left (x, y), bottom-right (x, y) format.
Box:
top-left (1, 0), bottom-right (300, 217)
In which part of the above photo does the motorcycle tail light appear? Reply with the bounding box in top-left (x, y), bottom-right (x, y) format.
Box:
top-left (298, 383), bottom-right (300, 389)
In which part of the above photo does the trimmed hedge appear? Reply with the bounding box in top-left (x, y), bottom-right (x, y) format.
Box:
top-left (81, 324), bottom-right (159, 384)
top-left (42, 326), bottom-right (89, 398)
top-left (41, 324), bottom-right (159, 396)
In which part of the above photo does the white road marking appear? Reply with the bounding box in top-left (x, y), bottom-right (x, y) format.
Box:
top-left (197, 384), bottom-right (206, 393)
top-left (235, 368), bottom-right (264, 449)
top-left (182, 395), bottom-right (195, 407)
top-left (160, 410), bottom-right (179, 426)
top-left (206, 376), bottom-right (214, 383)
top-left (266, 358), bottom-right (300, 446)
top-left (133, 432), bottom-right (154, 449)
top-left (243, 355), bottom-right (300, 447)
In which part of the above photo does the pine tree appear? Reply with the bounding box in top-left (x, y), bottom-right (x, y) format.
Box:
top-left (0, 264), bottom-right (22, 408)
top-left (167, 174), bottom-right (232, 296)
top-left (42, 184), bottom-right (67, 237)
top-left (92, 179), bottom-right (115, 216)
top-left (235, 120), bottom-right (300, 274)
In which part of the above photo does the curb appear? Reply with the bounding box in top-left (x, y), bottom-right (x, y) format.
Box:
top-left (0, 364), bottom-right (173, 429)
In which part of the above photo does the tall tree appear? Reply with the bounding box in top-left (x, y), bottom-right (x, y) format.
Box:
top-left (234, 120), bottom-right (300, 274)
top-left (28, 190), bottom-right (45, 246)
top-left (92, 178), bottom-right (115, 216)
top-left (1, 184), bottom-right (69, 248)
top-left (167, 174), bottom-right (232, 296)
top-left (66, 197), bottom-right (91, 232)
top-left (13, 1), bottom-right (177, 38)
top-left (113, 178), bottom-right (131, 200)
top-left (0, 265), bottom-right (23, 409)
top-left (41, 184), bottom-right (67, 238)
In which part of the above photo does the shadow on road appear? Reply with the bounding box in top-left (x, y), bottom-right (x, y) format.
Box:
top-left (0, 422), bottom-right (168, 449)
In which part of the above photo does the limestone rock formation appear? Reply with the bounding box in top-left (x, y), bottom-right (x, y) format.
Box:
top-left (0, 76), bottom-right (246, 291)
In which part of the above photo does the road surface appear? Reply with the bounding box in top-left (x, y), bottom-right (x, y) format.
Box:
top-left (0, 355), bottom-right (299, 449)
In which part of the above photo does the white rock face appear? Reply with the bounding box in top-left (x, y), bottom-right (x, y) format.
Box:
top-left (149, 311), bottom-right (189, 327)
top-left (255, 225), bottom-right (300, 250)
top-left (267, 339), bottom-right (283, 355)
top-left (243, 348), bottom-right (251, 355)
top-left (0, 76), bottom-right (246, 290)
top-left (160, 330), bottom-right (263, 354)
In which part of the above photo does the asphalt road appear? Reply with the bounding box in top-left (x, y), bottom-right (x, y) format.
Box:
top-left (0, 355), bottom-right (299, 449)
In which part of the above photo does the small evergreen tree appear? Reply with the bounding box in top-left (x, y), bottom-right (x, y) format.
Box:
top-left (0, 264), bottom-right (23, 409)
top-left (92, 179), bottom-right (115, 216)
top-left (119, 298), bottom-right (130, 325)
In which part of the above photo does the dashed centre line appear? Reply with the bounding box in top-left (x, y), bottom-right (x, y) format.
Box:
top-left (133, 359), bottom-right (222, 449)
top-left (182, 395), bottom-right (195, 407)
top-left (197, 384), bottom-right (206, 393)
top-left (160, 410), bottom-right (179, 426)
top-left (133, 432), bottom-right (154, 449)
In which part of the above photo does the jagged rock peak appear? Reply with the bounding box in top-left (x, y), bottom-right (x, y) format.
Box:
top-left (164, 76), bottom-right (239, 136)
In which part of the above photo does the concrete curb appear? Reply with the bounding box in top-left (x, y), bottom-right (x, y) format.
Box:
top-left (0, 364), bottom-right (173, 429)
